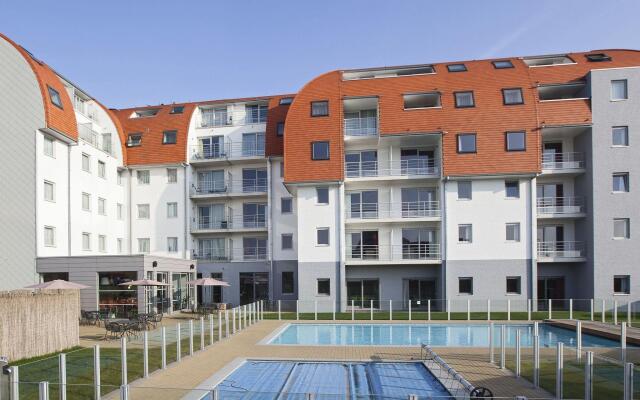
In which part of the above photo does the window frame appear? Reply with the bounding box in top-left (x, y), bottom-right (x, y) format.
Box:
top-left (98, 234), bottom-right (107, 253)
top-left (97, 160), bottom-right (106, 179)
top-left (316, 227), bottom-right (330, 246)
top-left (458, 277), bottom-right (473, 295)
top-left (44, 180), bottom-right (55, 202)
top-left (137, 204), bottom-right (150, 219)
top-left (281, 197), bottom-right (293, 214)
top-left (612, 173), bottom-right (630, 193)
top-left (137, 170), bottom-right (150, 185)
top-left (316, 187), bottom-right (329, 205)
top-left (81, 192), bottom-right (91, 212)
top-left (454, 91), bottom-right (475, 108)
top-left (505, 131), bottom-right (526, 152)
top-left (447, 63), bottom-right (467, 72)
top-left (403, 92), bottom-right (442, 109)
top-left (167, 202), bottom-right (178, 218)
top-left (43, 135), bottom-right (55, 158)
top-left (167, 168), bottom-right (178, 183)
top-left (506, 276), bottom-right (522, 295)
top-left (502, 88), bottom-right (524, 105)
top-left (457, 181), bottom-right (472, 200)
top-left (167, 237), bottom-right (178, 253)
top-left (310, 100), bottom-right (329, 117)
top-left (169, 105), bottom-right (184, 114)
top-left (47, 85), bottom-right (63, 109)
top-left (44, 226), bottom-right (56, 247)
top-left (458, 224), bottom-right (473, 243)
top-left (98, 197), bottom-right (106, 216)
top-left (311, 141), bottom-right (330, 160)
top-left (281, 233), bottom-right (293, 250)
top-left (611, 79), bottom-right (628, 101)
top-left (127, 133), bottom-right (142, 147)
top-left (492, 60), bottom-right (514, 69)
top-left (613, 218), bottom-right (630, 239)
top-left (82, 232), bottom-right (91, 251)
top-left (81, 153), bottom-right (91, 173)
top-left (279, 97), bottom-right (294, 106)
top-left (138, 238), bottom-right (151, 254)
top-left (612, 126), bottom-right (629, 147)
top-left (505, 222), bottom-right (521, 242)
top-left (586, 53), bottom-right (611, 62)
top-left (505, 181), bottom-right (520, 198)
top-left (281, 271), bottom-right (295, 294)
top-left (317, 278), bottom-right (331, 296)
top-left (162, 130), bottom-right (177, 145)
top-left (614, 275), bottom-right (631, 295)
top-left (276, 122), bottom-right (285, 137)
top-left (457, 133), bottom-right (477, 154)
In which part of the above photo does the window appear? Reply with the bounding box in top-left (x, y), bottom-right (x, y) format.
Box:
top-left (44, 226), bottom-right (56, 247)
top-left (457, 133), bottom-right (476, 153)
top-left (502, 88), bottom-right (524, 105)
top-left (614, 275), bottom-right (630, 294)
top-left (44, 180), bottom-right (55, 202)
top-left (127, 133), bottom-right (142, 147)
top-left (447, 63), bottom-right (467, 72)
top-left (163, 130), bottom-right (177, 144)
top-left (138, 204), bottom-right (150, 219)
top-left (47, 86), bottom-right (63, 109)
top-left (279, 97), bottom-right (294, 105)
top-left (82, 232), bottom-right (91, 251)
top-left (281, 234), bottom-right (293, 250)
top-left (280, 162), bottom-right (284, 178)
top-left (458, 224), bottom-right (472, 243)
top-left (82, 153), bottom-right (91, 172)
top-left (457, 181), bottom-right (472, 200)
top-left (98, 198), bottom-right (106, 215)
top-left (167, 237), bottom-right (178, 253)
top-left (586, 53), bottom-right (612, 62)
top-left (523, 55), bottom-right (574, 67)
top-left (167, 202), bottom-right (178, 218)
top-left (281, 198), bottom-right (292, 213)
top-left (282, 271), bottom-right (294, 294)
top-left (311, 101), bottom-right (329, 117)
top-left (117, 238), bottom-right (123, 254)
top-left (117, 203), bottom-right (123, 220)
top-left (613, 173), bottom-right (629, 193)
top-left (82, 192), bottom-right (91, 211)
top-left (493, 60), bottom-right (514, 69)
top-left (170, 105), bottom-right (184, 114)
top-left (317, 278), bottom-right (330, 296)
top-left (342, 65), bottom-right (435, 80)
top-left (538, 83), bottom-right (587, 100)
top-left (458, 277), bottom-right (473, 295)
top-left (611, 79), bottom-right (628, 100)
top-left (316, 187), bottom-right (329, 204)
top-left (506, 223), bottom-right (521, 242)
top-left (131, 109), bottom-right (160, 118)
top-left (276, 122), bottom-right (285, 137)
top-left (138, 238), bottom-right (150, 254)
top-left (403, 92), bottom-right (441, 109)
top-left (454, 91), bottom-right (475, 108)
top-left (246, 104), bottom-right (268, 123)
top-left (505, 181), bottom-right (520, 198)
top-left (167, 168), bottom-right (178, 183)
top-left (506, 131), bottom-right (526, 151)
top-left (44, 136), bottom-right (55, 157)
top-left (311, 141), bottom-right (330, 160)
top-left (98, 161), bottom-right (106, 179)
top-left (117, 170), bottom-right (123, 186)
top-left (317, 228), bottom-right (330, 245)
top-left (612, 126), bottom-right (629, 146)
top-left (137, 170), bottom-right (150, 185)
top-left (614, 218), bottom-right (630, 239)
top-left (98, 235), bottom-right (106, 252)
top-left (506, 277), bottom-right (521, 294)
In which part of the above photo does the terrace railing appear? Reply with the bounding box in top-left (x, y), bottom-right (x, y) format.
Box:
top-left (345, 201), bottom-right (440, 220)
top-left (192, 214), bottom-right (267, 231)
top-left (345, 159), bottom-right (439, 178)
top-left (537, 241), bottom-right (585, 259)
top-left (536, 196), bottom-right (585, 215)
top-left (346, 243), bottom-right (441, 261)
top-left (541, 152), bottom-right (585, 171)
top-left (192, 246), bottom-right (269, 262)
top-left (78, 123), bottom-right (113, 154)
top-left (344, 116), bottom-right (378, 136)
top-left (190, 140), bottom-right (265, 162)
top-left (191, 178), bottom-right (268, 196)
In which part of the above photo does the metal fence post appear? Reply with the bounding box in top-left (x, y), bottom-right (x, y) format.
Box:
top-left (232, 308), bottom-right (236, 333)
top-left (533, 335), bottom-right (540, 388)
top-left (584, 351), bottom-right (593, 400)
top-left (590, 299), bottom-right (594, 321)
top-left (500, 324), bottom-right (506, 369)
top-left (507, 299), bottom-right (511, 321)
top-left (489, 322), bottom-right (495, 364)
top-left (467, 299), bottom-right (470, 321)
top-left (296, 300), bottom-right (300, 320)
top-left (278, 300), bottom-right (282, 320)
top-left (189, 320), bottom-right (194, 356)
top-left (621, 322), bottom-right (627, 362)
top-left (576, 320), bottom-right (582, 361)
top-left (210, 314), bottom-right (215, 345)
top-left (244, 305), bottom-right (248, 327)
top-left (389, 300), bottom-right (393, 321)
top-left (527, 298), bottom-right (531, 321)
top-left (569, 298), bottom-right (573, 320)
top-left (120, 336), bottom-right (127, 386)
top-left (447, 299), bottom-right (450, 321)
top-left (628, 301), bottom-right (632, 327)
top-left (516, 329), bottom-right (521, 377)
top-left (161, 327), bottom-right (167, 369)
top-left (38, 381), bottom-right (49, 400)
top-left (315, 300), bottom-right (318, 321)
top-left (119, 384), bottom-right (129, 400)
top-left (487, 299), bottom-right (491, 321)
top-left (176, 323), bottom-right (181, 361)
top-left (225, 310), bottom-right (230, 337)
top-left (351, 300), bottom-right (355, 321)
top-left (409, 300), bottom-right (412, 321)
top-left (200, 317), bottom-right (205, 350)
top-left (9, 365), bottom-right (19, 400)
top-left (624, 362), bottom-right (634, 400)
top-left (534, 320), bottom-right (539, 336)
top-left (602, 299), bottom-right (606, 323)
top-left (615, 300), bottom-right (619, 325)
top-left (93, 346), bottom-right (101, 399)
top-left (333, 301), bottom-right (336, 321)
top-left (428, 299), bottom-right (431, 321)
top-left (59, 353), bottom-right (67, 400)
top-left (548, 299), bottom-right (552, 320)
top-left (556, 342), bottom-right (564, 400)
top-left (143, 330), bottom-right (149, 378)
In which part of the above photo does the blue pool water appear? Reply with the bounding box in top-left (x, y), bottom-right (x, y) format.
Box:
top-left (214, 360), bottom-right (451, 399)
top-left (268, 323), bottom-right (625, 347)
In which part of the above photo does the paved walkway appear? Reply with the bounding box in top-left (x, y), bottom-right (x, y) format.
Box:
top-left (547, 319), bottom-right (640, 345)
top-left (123, 320), bottom-right (551, 399)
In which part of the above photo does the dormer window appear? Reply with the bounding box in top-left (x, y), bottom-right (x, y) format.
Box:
top-left (279, 97), bottom-right (294, 105)
top-left (163, 130), bottom-right (177, 144)
top-left (127, 133), bottom-right (142, 147)
top-left (47, 86), bottom-right (63, 109)
top-left (170, 105), bottom-right (184, 114)
top-left (586, 53), bottom-right (611, 62)
top-left (493, 60), bottom-right (514, 69)
top-left (523, 55), bottom-right (574, 67)
top-left (342, 65), bottom-right (435, 80)
top-left (130, 109), bottom-right (160, 118)
top-left (447, 64), bottom-right (467, 72)
top-left (454, 91), bottom-right (475, 108)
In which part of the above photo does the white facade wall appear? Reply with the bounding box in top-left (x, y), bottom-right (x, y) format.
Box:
top-left (270, 158), bottom-right (297, 261)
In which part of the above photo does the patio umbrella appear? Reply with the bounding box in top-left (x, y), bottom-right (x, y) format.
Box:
top-left (186, 278), bottom-right (230, 309)
top-left (119, 279), bottom-right (170, 313)
top-left (24, 279), bottom-right (90, 289)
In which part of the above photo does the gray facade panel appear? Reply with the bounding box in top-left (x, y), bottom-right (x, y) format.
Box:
top-left (297, 261), bottom-right (340, 312)
top-left (197, 261), bottom-right (270, 306)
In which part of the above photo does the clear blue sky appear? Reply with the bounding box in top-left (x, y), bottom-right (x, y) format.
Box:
top-left (2, 0), bottom-right (639, 109)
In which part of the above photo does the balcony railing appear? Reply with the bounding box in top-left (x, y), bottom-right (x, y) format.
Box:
top-left (192, 215), bottom-right (267, 231)
top-left (344, 117), bottom-right (378, 136)
top-left (346, 201), bottom-right (440, 220)
top-left (537, 241), bottom-right (585, 259)
top-left (541, 152), bottom-right (584, 171)
top-left (191, 179), bottom-right (267, 196)
top-left (346, 244), bottom-right (441, 262)
top-left (78, 123), bottom-right (112, 154)
top-left (192, 247), bottom-right (269, 262)
top-left (537, 197), bottom-right (585, 215)
top-left (345, 160), bottom-right (439, 179)
top-left (198, 109), bottom-right (267, 128)
top-left (190, 141), bottom-right (265, 161)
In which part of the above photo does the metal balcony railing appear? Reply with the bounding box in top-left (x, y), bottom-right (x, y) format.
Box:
top-left (190, 140), bottom-right (265, 161)
top-left (198, 108), bottom-right (267, 128)
top-left (345, 159), bottom-right (439, 178)
top-left (541, 152), bottom-right (585, 171)
top-left (346, 244), bottom-right (441, 261)
top-left (344, 116), bottom-right (378, 136)
top-left (536, 197), bottom-right (585, 215)
top-left (192, 246), bottom-right (269, 262)
top-left (78, 123), bottom-right (112, 154)
top-left (346, 201), bottom-right (440, 220)
top-left (191, 179), bottom-right (268, 196)
top-left (192, 214), bottom-right (267, 231)
top-left (537, 241), bottom-right (585, 259)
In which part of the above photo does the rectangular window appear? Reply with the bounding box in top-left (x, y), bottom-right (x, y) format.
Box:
top-left (613, 173), bottom-right (629, 193)
top-left (403, 92), bottom-right (441, 109)
top-left (167, 237), bottom-right (178, 253)
top-left (138, 204), bottom-right (150, 219)
top-left (317, 278), bottom-right (330, 296)
top-left (117, 170), bottom-right (123, 186)
top-left (614, 275), bottom-right (631, 294)
top-left (506, 223), bottom-right (521, 242)
top-left (82, 232), bottom-right (91, 251)
top-left (311, 101), bottom-right (329, 117)
top-left (127, 133), bottom-right (142, 147)
top-left (458, 224), bottom-right (472, 243)
top-left (167, 168), bottom-right (178, 183)
top-left (82, 153), bottom-right (91, 172)
top-left (457, 133), bottom-right (476, 153)
top-left (44, 180), bottom-right (55, 202)
top-left (163, 130), bottom-right (177, 144)
top-left (454, 91), bottom-right (475, 108)
top-left (611, 79), bottom-right (628, 100)
top-left (505, 181), bottom-right (520, 198)
top-left (506, 131), bottom-right (526, 151)
top-left (281, 234), bottom-right (293, 250)
top-left (167, 202), bottom-right (178, 218)
top-left (614, 218), bottom-right (630, 239)
top-left (447, 63), bottom-right (467, 72)
top-left (170, 105), bottom-right (184, 114)
top-left (44, 136), bottom-right (55, 157)
top-left (279, 97), bottom-right (294, 105)
top-left (457, 181), bottom-right (472, 200)
top-left (82, 192), bottom-right (91, 211)
top-left (47, 86), bottom-right (63, 108)
top-left (316, 187), bottom-right (329, 204)
top-left (44, 226), bottom-right (56, 247)
top-left (117, 238), bottom-right (123, 254)
top-left (97, 161), bottom-right (106, 178)
top-left (281, 198), bottom-right (293, 213)
top-left (506, 277), bottom-right (521, 294)
top-left (282, 271), bottom-right (294, 294)
top-left (612, 126), bottom-right (629, 146)
top-left (138, 238), bottom-right (150, 254)
top-left (458, 277), bottom-right (473, 295)
top-left (98, 235), bottom-right (106, 252)
top-left (502, 88), bottom-right (524, 105)
top-left (311, 141), bottom-right (330, 160)
top-left (317, 228), bottom-right (330, 245)
top-left (137, 170), bottom-right (150, 185)
top-left (493, 60), bottom-right (514, 69)
top-left (276, 122), bottom-right (285, 137)
top-left (98, 198), bottom-right (106, 215)
top-left (117, 203), bottom-right (123, 220)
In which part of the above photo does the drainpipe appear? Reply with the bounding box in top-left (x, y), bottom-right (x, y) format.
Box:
top-left (182, 163), bottom-right (189, 260)
top-left (127, 168), bottom-right (132, 254)
top-left (267, 158), bottom-right (274, 302)
top-left (67, 145), bottom-right (72, 256)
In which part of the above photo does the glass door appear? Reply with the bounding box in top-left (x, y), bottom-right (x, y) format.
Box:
top-left (401, 188), bottom-right (436, 217)
top-left (402, 228), bottom-right (436, 259)
top-left (406, 279), bottom-right (436, 309)
top-left (349, 191), bottom-right (378, 219)
top-left (401, 149), bottom-right (434, 175)
top-left (242, 203), bottom-right (266, 228)
top-left (347, 279), bottom-right (380, 308)
top-left (542, 142), bottom-right (563, 168)
top-left (242, 132), bottom-right (265, 157)
top-left (200, 136), bottom-right (224, 159)
top-left (350, 231), bottom-right (378, 259)
top-left (198, 170), bottom-right (225, 193)
top-left (239, 272), bottom-right (269, 305)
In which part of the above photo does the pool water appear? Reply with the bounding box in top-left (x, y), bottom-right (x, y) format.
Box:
top-left (268, 323), bottom-right (624, 347)
top-left (214, 360), bottom-right (451, 399)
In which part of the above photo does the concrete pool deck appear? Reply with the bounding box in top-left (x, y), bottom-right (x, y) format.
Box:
top-left (123, 320), bottom-right (552, 399)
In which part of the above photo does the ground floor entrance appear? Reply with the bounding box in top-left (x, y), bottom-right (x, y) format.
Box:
top-left (537, 276), bottom-right (565, 310)
top-left (346, 279), bottom-right (379, 308)
top-left (404, 278), bottom-right (436, 308)
top-left (239, 272), bottom-right (269, 305)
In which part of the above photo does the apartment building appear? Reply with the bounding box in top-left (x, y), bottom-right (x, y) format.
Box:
top-left (1, 31), bottom-right (639, 312)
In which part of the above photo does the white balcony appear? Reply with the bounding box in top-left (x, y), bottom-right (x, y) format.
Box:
top-left (346, 244), bottom-right (441, 265)
top-left (345, 160), bottom-right (439, 181)
top-left (344, 116), bottom-right (378, 137)
top-left (197, 107), bottom-right (267, 128)
top-left (537, 197), bottom-right (585, 218)
top-left (191, 214), bottom-right (267, 233)
top-left (78, 123), bottom-right (113, 154)
top-left (190, 140), bottom-right (265, 165)
top-left (345, 201), bottom-right (440, 224)
top-left (190, 178), bottom-right (267, 199)
top-left (537, 241), bottom-right (585, 262)
top-left (541, 152), bottom-right (585, 175)
top-left (192, 246), bottom-right (269, 262)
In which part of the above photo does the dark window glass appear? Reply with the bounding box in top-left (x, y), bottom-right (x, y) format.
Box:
top-left (127, 134), bottom-right (142, 147)
top-left (170, 106), bottom-right (184, 114)
top-left (279, 97), bottom-right (294, 105)
top-left (282, 271), bottom-right (294, 294)
top-left (506, 277), bottom-right (521, 294)
top-left (503, 88), bottom-right (524, 105)
top-left (447, 63), bottom-right (467, 72)
top-left (311, 101), bottom-right (329, 117)
top-left (317, 278), bottom-right (330, 295)
top-left (493, 60), bottom-right (514, 69)
top-left (281, 198), bottom-right (292, 213)
top-left (277, 122), bottom-right (285, 137)
top-left (457, 181), bottom-right (472, 200)
top-left (312, 141), bottom-right (330, 160)
top-left (586, 53), bottom-right (611, 62)
top-left (457, 134), bottom-right (476, 153)
top-left (317, 228), bottom-right (329, 245)
top-left (163, 130), bottom-right (177, 144)
top-left (281, 234), bottom-right (293, 250)
top-left (614, 275), bottom-right (630, 294)
top-left (506, 131), bottom-right (526, 151)
top-left (48, 86), bottom-right (63, 109)
top-left (454, 91), bottom-right (475, 108)
top-left (459, 277), bottom-right (473, 294)
top-left (316, 188), bottom-right (329, 204)
top-left (505, 181), bottom-right (520, 198)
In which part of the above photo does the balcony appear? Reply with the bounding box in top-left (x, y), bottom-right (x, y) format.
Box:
top-left (192, 246), bottom-right (269, 262)
top-left (191, 214), bottom-right (267, 233)
top-left (78, 123), bottom-right (113, 154)
top-left (190, 140), bottom-right (265, 164)
top-left (537, 241), bottom-right (586, 262)
top-left (344, 116), bottom-right (378, 137)
top-left (541, 153), bottom-right (585, 175)
top-left (345, 201), bottom-right (440, 223)
top-left (537, 197), bottom-right (585, 218)
top-left (190, 178), bottom-right (267, 199)
top-left (346, 244), bottom-right (441, 265)
top-left (345, 160), bottom-right (439, 180)
top-left (197, 106), bottom-right (267, 128)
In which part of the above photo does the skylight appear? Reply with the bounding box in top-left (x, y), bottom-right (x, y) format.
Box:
top-left (585, 53), bottom-right (612, 62)
top-left (447, 64), bottom-right (467, 72)
top-left (343, 65), bottom-right (435, 80)
top-left (523, 55), bottom-right (574, 67)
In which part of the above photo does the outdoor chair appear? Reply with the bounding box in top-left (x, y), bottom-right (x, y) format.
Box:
top-left (104, 322), bottom-right (126, 340)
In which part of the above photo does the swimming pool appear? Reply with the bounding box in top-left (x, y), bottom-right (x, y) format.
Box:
top-left (209, 360), bottom-right (451, 399)
top-left (267, 323), bottom-right (624, 347)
